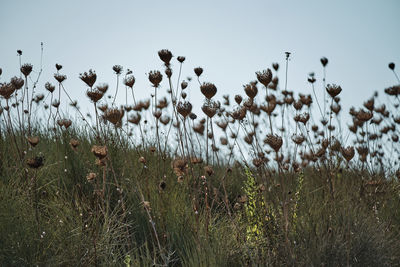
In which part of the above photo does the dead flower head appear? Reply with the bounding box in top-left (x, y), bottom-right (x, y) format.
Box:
top-left (79, 69), bottom-right (97, 87)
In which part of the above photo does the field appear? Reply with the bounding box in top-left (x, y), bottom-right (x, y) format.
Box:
top-left (1, 49), bottom-right (400, 266)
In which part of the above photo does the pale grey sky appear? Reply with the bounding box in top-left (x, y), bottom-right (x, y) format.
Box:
top-left (1, 0), bottom-right (399, 124)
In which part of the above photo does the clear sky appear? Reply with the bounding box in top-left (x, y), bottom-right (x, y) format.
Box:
top-left (1, 0), bottom-right (399, 124)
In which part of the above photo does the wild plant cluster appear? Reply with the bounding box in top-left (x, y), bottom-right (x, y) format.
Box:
top-left (0, 47), bottom-right (400, 266)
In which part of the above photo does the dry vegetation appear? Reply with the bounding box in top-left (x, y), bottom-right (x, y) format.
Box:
top-left (1, 48), bottom-right (400, 266)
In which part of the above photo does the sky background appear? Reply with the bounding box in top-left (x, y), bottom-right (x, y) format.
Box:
top-left (0, 0), bottom-right (399, 127)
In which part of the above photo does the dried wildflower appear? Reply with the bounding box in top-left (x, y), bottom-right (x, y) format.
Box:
top-left (231, 106), bottom-right (246, 121)
top-left (326, 84), bottom-right (342, 98)
top-left (177, 101), bottom-right (193, 118)
top-left (243, 82), bottom-right (258, 99)
top-left (194, 67), bottom-right (203, 77)
top-left (388, 62), bottom-right (395, 70)
top-left (200, 82), bottom-right (217, 99)
top-left (96, 83), bottom-right (109, 93)
top-left (320, 57), bottom-right (328, 67)
top-left (177, 56), bottom-right (186, 63)
top-left (153, 110), bottom-right (162, 119)
top-left (79, 69), bottom-right (97, 87)
top-left (234, 95), bottom-right (243, 105)
top-left (55, 63), bottom-right (62, 71)
top-left (363, 98), bottom-right (374, 111)
top-left (86, 90), bottom-right (104, 103)
top-left (357, 146), bottom-right (369, 162)
top-left (69, 138), bottom-right (80, 150)
top-left (384, 85), bottom-right (400, 96)
top-left (54, 73), bottom-right (67, 83)
top-left (91, 145), bottom-right (108, 159)
top-left (87, 172), bottom-right (96, 182)
top-left (10, 76), bottom-right (24, 90)
top-left (0, 82), bottom-right (16, 99)
top-left (104, 108), bottom-right (124, 125)
top-left (202, 99), bottom-right (219, 118)
top-left (158, 49), bottom-right (173, 66)
top-left (193, 123), bottom-right (205, 135)
top-left (128, 113), bottom-right (141, 125)
top-left (124, 75), bottom-right (135, 88)
top-left (356, 110), bottom-right (373, 122)
top-left (27, 156), bottom-right (44, 169)
top-left (272, 63), bottom-right (279, 71)
top-left (331, 104), bottom-right (341, 114)
top-left (165, 67), bottom-right (172, 78)
top-left (292, 134), bottom-right (305, 145)
top-left (204, 165), bottom-right (214, 176)
top-left (28, 136), bottom-right (40, 147)
top-left (148, 70), bottom-right (163, 87)
top-left (255, 69), bottom-right (272, 87)
top-left (181, 81), bottom-right (188, 90)
top-left (172, 158), bottom-right (187, 177)
top-left (20, 63), bottom-right (33, 77)
top-left (112, 65), bottom-right (123, 75)
top-left (17, 50), bottom-right (22, 55)
top-left (139, 156), bottom-right (146, 164)
top-left (264, 134), bottom-right (283, 152)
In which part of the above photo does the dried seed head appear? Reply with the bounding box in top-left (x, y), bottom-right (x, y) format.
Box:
top-left (148, 70), bottom-right (163, 87)
top-left (55, 63), bottom-right (62, 71)
top-left (158, 49), bottom-right (173, 66)
top-left (10, 76), bottom-right (24, 90)
top-left (54, 73), bottom-right (67, 83)
top-left (356, 110), bottom-right (373, 122)
top-left (139, 156), bottom-right (146, 164)
top-left (28, 136), bottom-right (40, 147)
top-left (243, 82), bottom-right (258, 99)
top-left (79, 69), bottom-right (97, 87)
top-left (264, 134), bottom-right (283, 152)
top-left (128, 113), bottom-right (141, 125)
top-left (384, 85), bottom-right (400, 96)
top-left (200, 82), bottom-right (217, 99)
top-left (326, 84), bottom-right (342, 98)
top-left (172, 158), bottom-right (188, 177)
top-left (177, 101), bottom-right (193, 118)
top-left (104, 108), bottom-right (124, 125)
top-left (91, 145), bottom-right (108, 159)
top-left (124, 75), bottom-right (135, 88)
top-left (165, 67), bottom-right (172, 78)
top-left (231, 106), bottom-right (247, 121)
top-left (0, 82), bottom-right (16, 99)
top-left (17, 50), bottom-right (22, 55)
top-left (204, 165), bottom-right (214, 176)
top-left (181, 81), bottom-right (188, 90)
top-left (201, 99), bottom-right (219, 118)
top-left (112, 65), bottom-right (123, 75)
top-left (256, 69), bottom-right (272, 87)
top-left (341, 146), bottom-right (355, 162)
top-left (96, 83), bottom-right (109, 93)
top-left (291, 134), bottom-right (305, 145)
top-left (272, 63), bottom-right (279, 71)
top-left (20, 63), bottom-right (33, 77)
top-left (26, 156), bottom-right (44, 169)
top-left (45, 82), bottom-right (55, 93)
top-left (388, 62), bottom-right (395, 70)
top-left (87, 172), bottom-right (97, 182)
top-left (177, 56), bottom-right (186, 63)
top-left (234, 95), bottom-right (242, 105)
top-left (86, 90), bottom-right (104, 103)
top-left (320, 57), bottom-right (328, 67)
top-left (194, 67), bottom-right (203, 77)
top-left (69, 138), bottom-right (80, 150)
